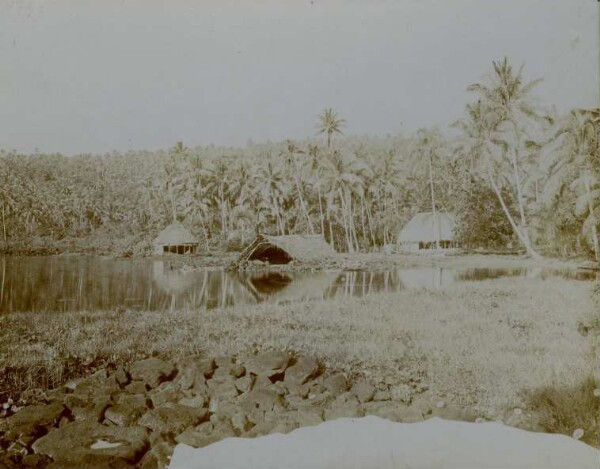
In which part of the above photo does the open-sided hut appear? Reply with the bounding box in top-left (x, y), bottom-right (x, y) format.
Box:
top-left (397, 212), bottom-right (457, 252)
top-left (238, 234), bottom-right (336, 264)
top-left (154, 222), bottom-right (198, 255)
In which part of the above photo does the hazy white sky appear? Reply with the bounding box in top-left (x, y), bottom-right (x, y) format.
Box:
top-left (0, 0), bottom-right (597, 155)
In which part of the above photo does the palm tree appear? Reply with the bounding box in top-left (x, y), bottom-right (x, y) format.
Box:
top-left (543, 109), bottom-right (600, 260)
top-left (320, 150), bottom-right (369, 252)
top-left (409, 128), bottom-right (443, 248)
top-left (317, 108), bottom-right (346, 148)
top-left (464, 57), bottom-right (546, 258)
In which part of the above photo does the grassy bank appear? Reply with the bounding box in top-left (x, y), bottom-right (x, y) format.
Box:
top-left (2, 278), bottom-right (597, 413)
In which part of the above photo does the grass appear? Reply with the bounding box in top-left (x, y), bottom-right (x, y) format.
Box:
top-left (1, 276), bottom-right (596, 421)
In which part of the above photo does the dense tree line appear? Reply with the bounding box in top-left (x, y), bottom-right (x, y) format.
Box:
top-left (1, 59), bottom-right (598, 259)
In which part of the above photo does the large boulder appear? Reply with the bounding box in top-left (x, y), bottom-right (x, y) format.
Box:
top-left (31, 420), bottom-right (149, 465)
top-left (284, 357), bottom-right (319, 386)
top-left (138, 403), bottom-right (208, 435)
top-left (128, 359), bottom-right (176, 390)
top-left (3, 403), bottom-right (66, 444)
top-left (244, 351), bottom-right (291, 378)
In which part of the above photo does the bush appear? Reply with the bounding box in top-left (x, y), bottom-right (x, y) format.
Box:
top-left (523, 377), bottom-right (599, 447)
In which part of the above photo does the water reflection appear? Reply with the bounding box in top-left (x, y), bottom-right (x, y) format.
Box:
top-left (0, 256), bottom-right (596, 313)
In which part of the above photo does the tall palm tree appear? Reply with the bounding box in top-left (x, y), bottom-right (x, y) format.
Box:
top-left (464, 57), bottom-right (545, 258)
top-left (409, 128), bottom-right (443, 248)
top-left (543, 109), bottom-right (600, 260)
top-left (317, 108), bottom-right (346, 148)
top-left (320, 150), bottom-right (369, 252)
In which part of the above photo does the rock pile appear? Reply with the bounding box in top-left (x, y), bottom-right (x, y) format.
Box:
top-left (0, 351), bottom-right (498, 468)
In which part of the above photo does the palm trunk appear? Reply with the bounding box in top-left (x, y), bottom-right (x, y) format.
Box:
top-left (510, 150), bottom-right (531, 246)
top-left (1, 203), bottom-right (6, 244)
top-left (295, 176), bottom-right (314, 234)
top-left (317, 183), bottom-right (325, 236)
top-left (489, 171), bottom-right (541, 259)
top-left (328, 212), bottom-right (336, 251)
top-left (428, 151), bottom-right (440, 249)
top-left (583, 174), bottom-right (600, 261)
top-left (338, 188), bottom-right (353, 253)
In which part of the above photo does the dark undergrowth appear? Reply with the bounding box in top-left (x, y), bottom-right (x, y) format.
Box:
top-left (524, 376), bottom-right (599, 447)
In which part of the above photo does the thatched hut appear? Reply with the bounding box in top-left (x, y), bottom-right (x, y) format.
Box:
top-left (154, 222), bottom-right (198, 255)
top-left (397, 212), bottom-right (457, 252)
top-left (238, 234), bottom-right (335, 264)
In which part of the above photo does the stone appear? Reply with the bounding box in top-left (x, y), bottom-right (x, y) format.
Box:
top-left (373, 390), bottom-right (391, 402)
top-left (128, 358), bottom-right (175, 389)
top-left (231, 412), bottom-right (252, 433)
top-left (234, 375), bottom-right (254, 394)
top-left (399, 406), bottom-right (424, 423)
top-left (351, 379), bottom-right (376, 403)
top-left (178, 395), bottom-right (206, 408)
top-left (175, 422), bottom-right (235, 448)
top-left (213, 363), bottom-right (245, 380)
top-left (410, 393), bottom-right (433, 415)
top-left (238, 389), bottom-right (287, 415)
top-left (252, 375), bottom-right (272, 390)
top-left (206, 378), bottom-right (239, 400)
top-left (390, 384), bottom-right (413, 403)
top-left (431, 405), bottom-right (478, 422)
top-left (3, 403), bottom-right (66, 443)
top-left (112, 367), bottom-right (130, 387)
top-left (324, 394), bottom-right (363, 420)
top-left (138, 441), bottom-right (174, 469)
top-left (6, 402), bottom-right (65, 429)
top-left (138, 403), bottom-right (208, 435)
top-left (31, 420), bottom-right (149, 464)
top-left (214, 356), bottom-right (234, 368)
top-left (245, 350), bottom-right (291, 377)
top-left (105, 403), bottom-right (146, 427)
top-left (284, 357), bottom-right (319, 385)
top-left (150, 382), bottom-right (183, 408)
top-left (321, 373), bottom-right (348, 397)
top-left (124, 381), bottom-right (147, 395)
top-left (362, 401), bottom-right (409, 421)
top-left (70, 403), bottom-right (108, 423)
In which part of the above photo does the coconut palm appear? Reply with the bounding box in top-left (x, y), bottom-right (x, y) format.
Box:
top-left (408, 128), bottom-right (444, 248)
top-left (542, 109), bottom-right (600, 260)
top-left (320, 150), bottom-right (370, 252)
top-left (464, 57), bottom-right (546, 258)
top-left (317, 108), bottom-right (346, 148)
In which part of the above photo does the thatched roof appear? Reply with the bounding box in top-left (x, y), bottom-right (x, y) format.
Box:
top-left (154, 222), bottom-right (198, 245)
top-left (238, 234), bottom-right (335, 264)
top-left (397, 212), bottom-right (455, 243)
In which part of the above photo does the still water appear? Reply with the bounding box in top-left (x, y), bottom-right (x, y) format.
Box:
top-left (0, 256), bottom-right (596, 313)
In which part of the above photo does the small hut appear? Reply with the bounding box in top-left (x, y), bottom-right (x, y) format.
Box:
top-left (153, 222), bottom-right (198, 255)
top-left (397, 212), bottom-right (457, 253)
top-left (238, 234), bottom-right (335, 264)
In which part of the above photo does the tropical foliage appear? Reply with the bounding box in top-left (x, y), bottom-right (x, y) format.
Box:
top-left (1, 61), bottom-right (598, 259)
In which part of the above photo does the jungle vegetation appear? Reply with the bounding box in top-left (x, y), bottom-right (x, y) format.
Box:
top-left (1, 59), bottom-right (598, 259)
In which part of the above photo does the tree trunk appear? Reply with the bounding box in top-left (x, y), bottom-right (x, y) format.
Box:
top-left (317, 183), bottom-right (325, 236)
top-left (583, 174), bottom-right (600, 262)
top-left (1, 203), bottom-right (6, 244)
top-left (510, 150), bottom-right (532, 247)
top-left (489, 171), bottom-right (542, 259)
top-left (428, 151), bottom-right (440, 249)
top-left (295, 176), bottom-right (314, 234)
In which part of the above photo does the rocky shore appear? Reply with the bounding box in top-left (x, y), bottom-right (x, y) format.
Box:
top-left (0, 351), bottom-right (544, 468)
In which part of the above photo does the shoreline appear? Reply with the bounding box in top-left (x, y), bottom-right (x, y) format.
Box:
top-left (0, 250), bottom-right (592, 273)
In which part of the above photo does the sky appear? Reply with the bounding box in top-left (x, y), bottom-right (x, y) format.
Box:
top-left (0, 0), bottom-right (598, 155)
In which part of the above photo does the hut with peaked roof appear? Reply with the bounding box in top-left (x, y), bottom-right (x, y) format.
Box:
top-left (397, 212), bottom-right (457, 253)
top-left (154, 222), bottom-right (198, 255)
top-left (238, 234), bottom-right (336, 264)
